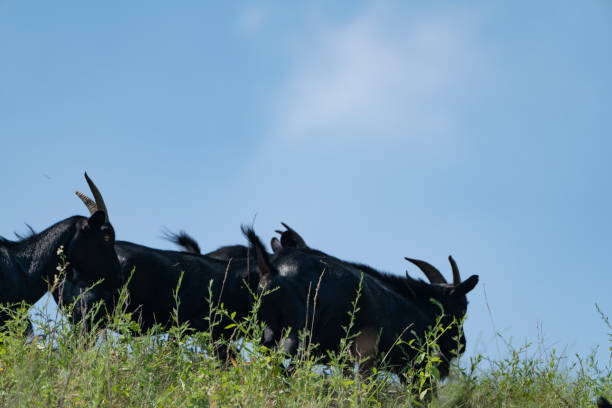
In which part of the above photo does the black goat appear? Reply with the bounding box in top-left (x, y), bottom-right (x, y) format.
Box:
top-left (243, 226), bottom-right (478, 383)
top-left (109, 241), bottom-right (257, 334)
top-left (57, 200), bottom-right (258, 349)
top-left (272, 223), bottom-right (479, 378)
top-left (1, 173), bottom-right (121, 329)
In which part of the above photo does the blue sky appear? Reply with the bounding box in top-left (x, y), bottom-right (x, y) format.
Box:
top-left (1, 1), bottom-right (611, 363)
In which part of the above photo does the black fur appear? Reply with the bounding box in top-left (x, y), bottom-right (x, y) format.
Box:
top-left (274, 223), bottom-right (416, 299)
top-left (205, 245), bottom-right (250, 261)
top-left (162, 229), bottom-right (201, 254)
top-left (249, 225), bottom-right (479, 381)
top-left (163, 229), bottom-right (250, 260)
top-left (1, 212), bottom-right (121, 328)
top-left (598, 397), bottom-right (612, 408)
top-left (58, 229), bottom-right (259, 340)
top-left (245, 227), bottom-right (433, 377)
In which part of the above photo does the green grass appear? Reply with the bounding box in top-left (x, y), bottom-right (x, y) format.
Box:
top-left (0, 267), bottom-right (609, 407)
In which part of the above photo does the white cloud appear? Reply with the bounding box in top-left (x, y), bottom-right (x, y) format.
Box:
top-left (271, 4), bottom-right (485, 144)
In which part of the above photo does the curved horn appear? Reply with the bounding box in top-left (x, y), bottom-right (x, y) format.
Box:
top-left (84, 172), bottom-right (109, 222)
top-left (404, 257), bottom-right (447, 284)
top-left (75, 190), bottom-right (97, 215)
top-left (449, 255), bottom-right (461, 286)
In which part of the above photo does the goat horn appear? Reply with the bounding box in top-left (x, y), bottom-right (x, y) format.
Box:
top-left (404, 257), bottom-right (447, 284)
top-left (84, 172), bottom-right (109, 222)
top-left (75, 190), bottom-right (97, 215)
top-left (449, 255), bottom-right (461, 286)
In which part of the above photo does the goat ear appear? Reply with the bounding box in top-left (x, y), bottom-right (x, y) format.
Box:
top-left (242, 226), bottom-right (277, 281)
top-left (279, 222), bottom-right (307, 249)
top-left (270, 237), bottom-right (282, 253)
top-left (87, 210), bottom-right (106, 229)
top-left (452, 275), bottom-right (479, 297)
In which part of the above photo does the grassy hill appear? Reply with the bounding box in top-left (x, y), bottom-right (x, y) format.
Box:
top-left (0, 279), bottom-right (609, 407)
